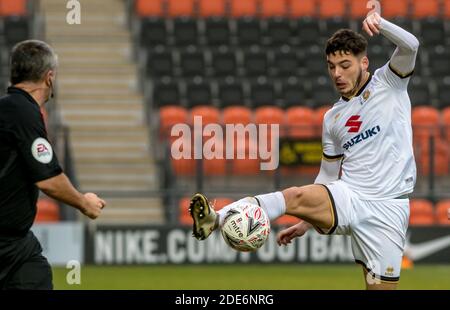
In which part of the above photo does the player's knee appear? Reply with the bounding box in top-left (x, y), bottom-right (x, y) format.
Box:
top-left (282, 186), bottom-right (307, 214)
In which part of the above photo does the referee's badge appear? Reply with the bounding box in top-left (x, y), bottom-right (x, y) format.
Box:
top-left (31, 138), bottom-right (53, 164)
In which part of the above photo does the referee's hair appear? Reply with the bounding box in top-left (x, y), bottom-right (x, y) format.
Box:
top-left (325, 29), bottom-right (368, 57)
top-left (10, 40), bottom-right (58, 85)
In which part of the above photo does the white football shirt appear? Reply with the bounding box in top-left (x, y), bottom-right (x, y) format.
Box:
top-left (322, 62), bottom-right (416, 200)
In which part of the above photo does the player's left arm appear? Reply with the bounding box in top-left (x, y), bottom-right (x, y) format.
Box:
top-left (363, 12), bottom-right (419, 84)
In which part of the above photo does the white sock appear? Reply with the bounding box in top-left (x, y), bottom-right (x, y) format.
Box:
top-left (217, 192), bottom-right (286, 226)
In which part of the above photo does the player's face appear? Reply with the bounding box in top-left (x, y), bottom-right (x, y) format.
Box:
top-left (327, 51), bottom-right (368, 97)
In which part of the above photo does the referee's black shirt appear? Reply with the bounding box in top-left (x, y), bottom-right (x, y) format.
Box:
top-left (0, 87), bottom-right (62, 239)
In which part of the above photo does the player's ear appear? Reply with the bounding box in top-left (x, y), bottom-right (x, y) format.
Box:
top-left (361, 55), bottom-right (369, 71)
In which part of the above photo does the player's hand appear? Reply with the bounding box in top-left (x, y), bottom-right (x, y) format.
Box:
top-left (363, 12), bottom-right (381, 36)
top-left (81, 192), bottom-right (106, 219)
top-left (276, 221), bottom-right (312, 246)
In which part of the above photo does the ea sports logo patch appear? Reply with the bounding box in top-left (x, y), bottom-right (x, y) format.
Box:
top-left (31, 138), bottom-right (53, 164)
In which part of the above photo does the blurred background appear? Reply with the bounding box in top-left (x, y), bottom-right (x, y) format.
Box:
top-left (1, 0), bottom-right (449, 289)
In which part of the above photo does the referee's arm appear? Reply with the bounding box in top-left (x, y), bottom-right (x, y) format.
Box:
top-left (37, 173), bottom-right (106, 219)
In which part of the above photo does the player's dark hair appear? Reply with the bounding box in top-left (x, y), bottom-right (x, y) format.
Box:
top-left (325, 29), bottom-right (368, 56)
top-left (10, 40), bottom-right (58, 84)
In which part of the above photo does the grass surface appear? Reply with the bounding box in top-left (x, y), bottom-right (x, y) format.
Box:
top-left (52, 264), bottom-right (450, 290)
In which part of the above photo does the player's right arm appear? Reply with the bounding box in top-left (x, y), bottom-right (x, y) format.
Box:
top-left (36, 174), bottom-right (105, 219)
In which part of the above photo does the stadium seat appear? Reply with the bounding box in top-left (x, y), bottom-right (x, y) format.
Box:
top-left (146, 47), bottom-right (174, 77)
top-left (279, 77), bottom-right (307, 108)
top-left (318, 0), bottom-right (345, 18)
top-left (139, 18), bottom-right (167, 47)
top-left (230, 0), bottom-right (258, 17)
top-left (211, 47), bottom-right (238, 78)
top-left (305, 45), bottom-right (328, 77)
top-left (255, 106), bottom-right (285, 142)
top-left (417, 138), bottom-right (449, 176)
top-left (185, 79), bottom-right (212, 108)
top-left (311, 76), bottom-right (337, 107)
top-left (445, 0), bottom-right (450, 19)
top-left (236, 18), bottom-right (262, 46)
top-left (436, 79), bottom-right (450, 109)
top-left (212, 198), bottom-right (234, 211)
top-left (408, 77), bottom-right (431, 107)
top-left (153, 78), bottom-right (181, 108)
top-left (350, 0), bottom-right (370, 19)
top-left (250, 78), bottom-right (276, 108)
top-left (135, 0), bottom-right (164, 17)
top-left (418, 18), bottom-right (445, 46)
top-left (218, 78), bottom-right (245, 107)
top-left (274, 215), bottom-right (301, 226)
top-left (288, 0), bottom-right (317, 18)
top-left (428, 47), bottom-right (450, 78)
top-left (314, 105), bottom-right (331, 136)
top-left (230, 140), bottom-right (260, 175)
top-left (411, 106), bottom-right (440, 144)
top-left (409, 199), bottom-right (435, 226)
top-left (204, 18), bottom-right (231, 46)
top-left (324, 18), bottom-right (351, 37)
top-left (159, 105), bottom-right (188, 137)
top-left (286, 106), bottom-right (316, 138)
top-left (173, 17), bottom-right (198, 46)
top-left (0, 0), bottom-right (26, 16)
top-left (223, 106), bottom-right (253, 125)
top-left (271, 46), bottom-right (300, 77)
top-left (179, 47), bottom-right (206, 77)
top-left (367, 44), bottom-right (390, 72)
top-left (436, 200), bottom-right (450, 225)
top-left (190, 105), bottom-right (221, 125)
top-left (381, 0), bottom-right (409, 18)
top-left (260, 0), bottom-right (288, 18)
top-left (243, 47), bottom-right (269, 77)
top-left (203, 145), bottom-right (227, 176)
top-left (3, 16), bottom-right (30, 45)
top-left (171, 139), bottom-right (196, 176)
top-left (411, 0), bottom-right (440, 19)
top-left (198, 0), bottom-right (226, 17)
top-left (265, 18), bottom-right (292, 46)
top-left (35, 198), bottom-right (60, 223)
top-left (297, 18), bottom-right (322, 45)
top-left (167, 0), bottom-right (195, 17)
top-left (442, 107), bottom-right (450, 142)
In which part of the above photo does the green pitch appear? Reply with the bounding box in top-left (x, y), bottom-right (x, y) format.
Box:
top-left (52, 264), bottom-right (450, 290)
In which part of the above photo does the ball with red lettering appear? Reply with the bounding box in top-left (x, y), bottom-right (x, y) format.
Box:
top-left (220, 202), bottom-right (270, 252)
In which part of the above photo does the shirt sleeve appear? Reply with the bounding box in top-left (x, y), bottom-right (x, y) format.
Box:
top-left (13, 106), bottom-right (63, 183)
top-left (322, 113), bottom-right (344, 160)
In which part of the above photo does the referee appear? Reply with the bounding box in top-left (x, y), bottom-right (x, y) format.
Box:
top-left (0, 40), bottom-right (106, 289)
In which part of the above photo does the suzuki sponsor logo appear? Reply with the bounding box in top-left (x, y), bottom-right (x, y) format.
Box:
top-left (343, 125), bottom-right (381, 151)
top-left (345, 115), bottom-right (363, 133)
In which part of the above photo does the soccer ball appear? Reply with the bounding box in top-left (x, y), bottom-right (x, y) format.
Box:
top-left (220, 202), bottom-right (270, 252)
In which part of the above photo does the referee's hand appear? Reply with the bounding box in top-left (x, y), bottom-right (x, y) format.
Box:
top-left (81, 193), bottom-right (106, 219)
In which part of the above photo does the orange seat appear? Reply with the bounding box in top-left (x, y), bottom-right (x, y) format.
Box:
top-left (409, 199), bottom-right (435, 226)
top-left (288, 0), bottom-right (317, 18)
top-left (417, 138), bottom-right (449, 176)
top-left (159, 106), bottom-right (188, 138)
top-left (135, 0), bottom-right (164, 17)
top-left (445, 0), bottom-right (450, 19)
top-left (199, 0), bottom-right (226, 17)
top-left (167, 0), bottom-right (195, 17)
top-left (318, 0), bottom-right (345, 18)
top-left (274, 215), bottom-right (301, 226)
top-left (230, 0), bottom-right (258, 17)
top-left (286, 106), bottom-right (316, 138)
top-left (223, 106), bottom-right (253, 125)
top-left (202, 144), bottom-right (227, 176)
top-left (314, 105), bottom-right (331, 136)
top-left (255, 106), bottom-right (285, 150)
top-left (436, 200), bottom-right (450, 225)
top-left (231, 137), bottom-right (260, 175)
top-left (35, 198), bottom-right (60, 223)
top-left (171, 135), bottom-right (196, 176)
top-left (442, 107), bottom-right (450, 142)
top-left (412, 106), bottom-right (440, 144)
top-left (212, 198), bottom-right (234, 211)
top-left (382, 0), bottom-right (409, 18)
top-left (190, 105), bottom-right (221, 125)
top-left (261, 0), bottom-right (288, 18)
top-left (179, 197), bottom-right (192, 225)
top-left (350, 0), bottom-right (370, 18)
top-left (411, 0), bottom-right (440, 18)
top-left (0, 0), bottom-right (26, 16)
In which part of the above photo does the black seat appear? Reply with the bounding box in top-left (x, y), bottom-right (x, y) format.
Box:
top-left (408, 77), bottom-right (431, 107)
top-left (264, 18), bottom-right (292, 46)
top-left (310, 76), bottom-right (338, 108)
top-left (419, 18), bottom-right (444, 47)
top-left (173, 18), bottom-right (198, 46)
top-left (139, 18), bottom-right (167, 47)
top-left (428, 46), bottom-right (450, 78)
top-left (368, 44), bottom-right (390, 72)
top-left (270, 46), bottom-right (300, 77)
top-left (305, 45), bottom-right (327, 77)
top-left (242, 47), bottom-right (269, 77)
top-left (250, 77), bottom-right (276, 108)
top-left (323, 17), bottom-right (351, 37)
top-left (146, 47), bottom-right (174, 77)
top-left (280, 77), bottom-right (307, 108)
top-left (436, 78), bottom-right (450, 109)
top-left (153, 78), bottom-right (181, 107)
top-left (204, 18), bottom-right (231, 46)
top-left (211, 47), bottom-right (238, 78)
top-left (186, 78), bottom-right (212, 108)
top-left (296, 18), bottom-right (321, 45)
top-left (3, 16), bottom-right (30, 46)
top-left (217, 78), bottom-right (246, 107)
top-left (179, 47), bottom-right (206, 77)
top-left (236, 18), bottom-right (262, 46)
